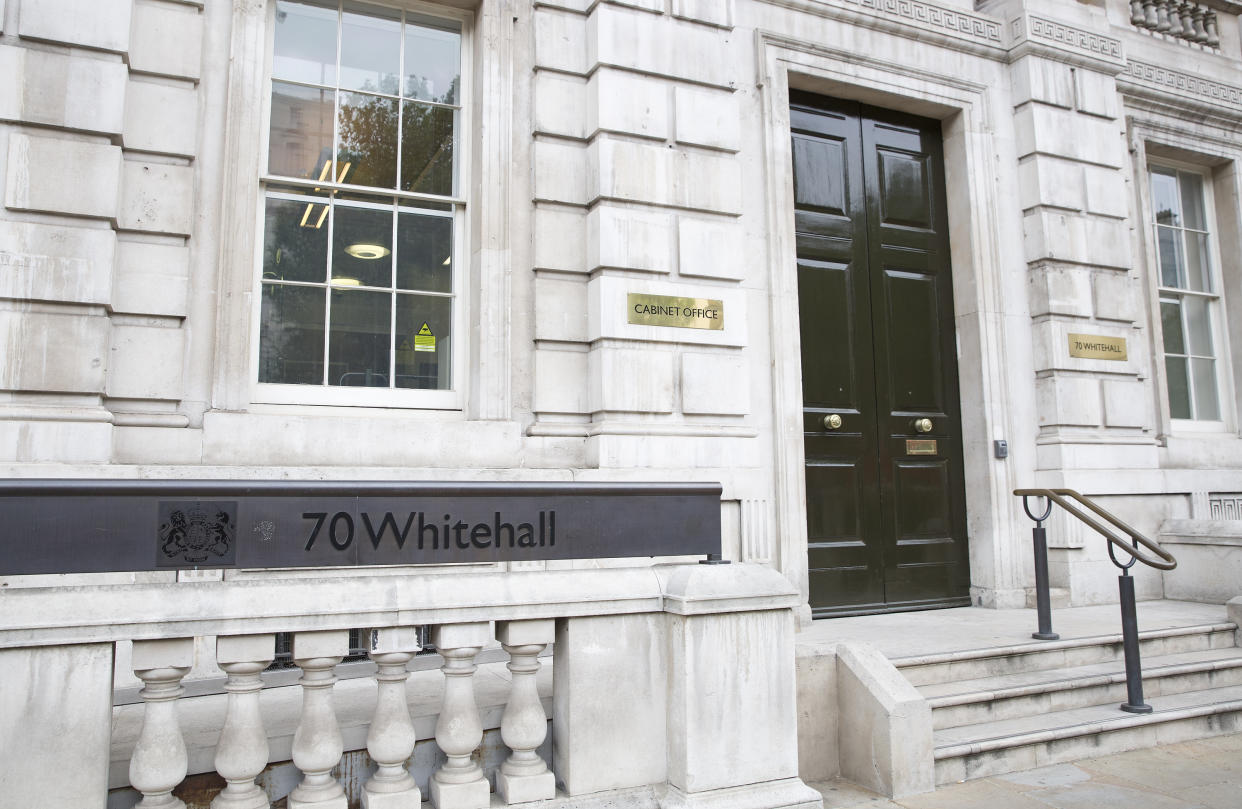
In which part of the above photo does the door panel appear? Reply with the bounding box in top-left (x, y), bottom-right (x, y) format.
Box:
top-left (793, 92), bottom-right (970, 617)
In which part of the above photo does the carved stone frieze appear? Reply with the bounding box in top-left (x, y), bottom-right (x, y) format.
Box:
top-left (1124, 59), bottom-right (1242, 111)
top-left (1009, 13), bottom-right (1126, 68)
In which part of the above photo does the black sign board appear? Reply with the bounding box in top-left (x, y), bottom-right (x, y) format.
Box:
top-left (0, 480), bottom-right (722, 575)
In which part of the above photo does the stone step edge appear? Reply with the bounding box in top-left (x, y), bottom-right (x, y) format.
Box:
top-left (892, 621), bottom-right (1237, 670)
top-left (932, 696), bottom-right (1242, 760)
top-left (926, 652), bottom-right (1242, 709)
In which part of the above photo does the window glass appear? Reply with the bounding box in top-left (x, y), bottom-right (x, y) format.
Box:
top-left (260, 284), bottom-right (326, 385)
top-left (268, 83), bottom-right (335, 179)
top-left (1165, 357), bottom-right (1192, 419)
top-left (340, 2), bottom-right (401, 94)
top-left (273, 0), bottom-right (338, 86)
top-left (405, 17), bottom-right (460, 103)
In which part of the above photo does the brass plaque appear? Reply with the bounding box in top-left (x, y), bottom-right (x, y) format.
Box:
top-left (906, 439), bottom-right (938, 456)
top-left (1068, 333), bottom-right (1127, 361)
top-left (628, 293), bottom-right (724, 330)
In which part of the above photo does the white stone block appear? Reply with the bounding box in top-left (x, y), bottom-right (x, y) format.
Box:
top-left (118, 160), bottom-right (195, 235)
top-left (1017, 155), bottom-right (1083, 212)
top-left (495, 619), bottom-right (555, 646)
top-left (674, 85), bottom-right (739, 152)
top-left (0, 420), bottom-right (112, 462)
top-left (368, 626), bottom-right (421, 654)
top-left (0, 644), bottom-right (113, 806)
top-left (0, 220), bottom-right (115, 305)
top-left (0, 45), bottom-right (127, 134)
top-left (672, 0), bottom-right (733, 28)
top-left (534, 349), bottom-right (589, 415)
top-left (1010, 58), bottom-right (1073, 108)
top-left (1074, 68), bottom-right (1119, 119)
top-left (1082, 164), bottom-right (1128, 219)
top-left (107, 323), bottom-right (185, 400)
top-left (588, 204), bottom-right (674, 272)
top-left (590, 4), bottom-right (735, 89)
top-left (534, 8), bottom-right (588, 74)
top-left (1093, 271), bottom-right (1137, 322)
top-left (1102, 379), bottom-right (1149, 429)
top-left (293, 629), bottom-right (350, 659)
top-left (5, 134), bottom-right (122, 219)
top-left (534, 276), bottom-right (588, 342)
top-left (0, 310), bottom-right (108, 392)
top-left (589, 347), bottom-right (675, 413)
top-left (588, 275), bottom-right (747, 347)
top-left (132, 636), bottom-right (196, 670)
top-left (217, 633), bottom-right (276, 665)
top-left (533, 140), bottom-right (590, 205)
top-left (430, 622), bottom-right (490, 649)
top-left (681, 352), bottom-right (748, 415)
top-left (534, 72), bottom-right (588, 139)
top-left (16, 0), bottom-right (131, 52)
top-left (1026, 263), bottom-right (1092, 318)
top-left (591, 69), bottom-right (669, 141)
top-left (588, 432), bottom-right (760, 469)
top-left (129, 0), bottom-right (203, 79)
top-left (1023, 209), bottom-right (1130, 269)
top-left (1014, 104), bottom-right (1124, 167)
top-left (592, 138), bottom-right (742, 214)
top-left (112, 425), bottom-right (203, 465)
top-left (677, 216), bottom-right (744, 281)
top-left (112, 240), bottom-right (191, 317)
top-left (533, 206), bottom-right (587, 272)
top-left (124, 79), bottom-right (198, 156)
top-left (796, 645), bottom-right (839, 782)
top-left (607, 0), bottom-right (663, 12)
top-left (1036, 375), bottom-right (1101, 428)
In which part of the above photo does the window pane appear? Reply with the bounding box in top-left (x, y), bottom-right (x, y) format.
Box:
top-left (329, 288), bottom-right (392, 387)
top-left (264, 197), bottom-right (330, 283)
top-left (396, 294), bottom-right (451, 389)
top-left (401, 103), bottom-right (454, 195)
top-left (1165, 356), bottom-right (1192, 419)
top-left (273, 0), bottom-right (338, 86)
top-left (396, 212), bottom-right (452, 292)
top-left (332, 205), bottom-right (393, 288)
top-left (269, 82), bottom-right (335, 180)
top-left (1151, 168), bottom-right (1180, 226)
top-left (260, 284), bottom-right (326, 385)
top-left (1184, 296), bottom-right (1214, 357)
top-left (338, 92), bottom-right (398, 188)
top-left (404, 19), bottom-right (460, 104)
top-left (1156, 225), bottom-right (1184, 289)
top-left (1161, 298), bottom-right (1186, 356)
top-left (1192, 357), bottom-right (1220, 421)
top-left (340, 1), bottom-right (401, 94)
top-left (1179, 171), bottom-right (1206, 230)
top-left (1185, 231), bottom-right (1212, 293)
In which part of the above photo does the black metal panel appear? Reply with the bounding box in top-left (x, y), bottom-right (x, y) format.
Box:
top-left (0, 480), bottom-right (722, 574)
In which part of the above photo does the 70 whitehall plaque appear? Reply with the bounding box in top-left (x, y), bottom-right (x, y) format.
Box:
top-left (1068, 333), bottom-right (1127, 361)
top-left (628, 293), bottom-right (724, 330)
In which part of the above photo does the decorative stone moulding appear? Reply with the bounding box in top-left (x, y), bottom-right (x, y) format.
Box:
top-left (1130, 1), bottom-right (1221, 48)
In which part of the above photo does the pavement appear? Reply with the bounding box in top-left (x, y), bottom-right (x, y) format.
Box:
top-left (810, 731), bottom-right (1242, 809)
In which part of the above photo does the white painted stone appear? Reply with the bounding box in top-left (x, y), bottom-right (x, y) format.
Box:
top-left (533, 141), bottom-right (590, 205)
top-left (588, 275), bottom-right (747, 347)
top-left (1018, 155), bottom-right (1084, 212)
top-left (5, 133), bottom-right (122, 219)
top-left (533, 8), bottom-right (588, 74)
top-left (129, 0), bottom-right (203, 79)
top-left (533, 207), bottom-right (587, 272)
top-left (1074, 68), bottom-right (1119, 119)
top-left (119, 161), bottom-right (195, 235)
top-left (587, 432), bottom-right (761, 469)
top-left (677, 216), bottom-right (744, 281)
top-left (16, 0), bottom-right (132, 52)
top-left (0, 644), bottom-right (113, 807)
top-left (674, 85), bottom-right (740, 152)
top-left (112, 241), bottom-right (191, 317)
top-left (588, 204), bottom-right (674, 272)
top-left (107, 323), bottom-right (185, 400)
top-left (495, 619), bottom-right (554, 646)
top-left (533, 349), bottom-right (589, 415)
top-left (533, 72), bottom-right (588, 139)
top-left (124, 79), bottom-right (199, 156)
top-left (0, 220), bottom-right (115, 305)
top-left (112, 426), bottom-right (203, 465)
top-left (0, 45), bottom-right (127, 134)
top-left (1093, 271), bottom-right (1137, 322)
top-left (795, 645), bottom-right (839, 783)
top-left (1010, 59), bottom-right (1074, 109)
top-left (1014, 104), bottom-right (1124, 167)
top-left (681, 352), bottom-right (748, 415)
top-left (1102, 379), bottom-right (1149, 429)
top-left (1022, 209), bottom-right (1130, 269)
top-left (591, 69), bottom-right (669, 141)
top-left (1082, 164), bottom-right (1128, 219)
top-left (534, 277), bottom-right (588, 341)
top-left (589, 347), bottom-right (675, 413)
top-left (0, 310), bottom-right (108, 393)
top-left (671, 0), bottom-right (733, 28)
top-left (293, 630), bottom-right (350, 660)
top-left (591, 138), bottom-right (743, 214)
top-left (590, 4), bottom-right (735, 90)
top-left (1036, 376), bottom-right (1101, 428)
top-left (1027, 264), bottom-right (1092, 318)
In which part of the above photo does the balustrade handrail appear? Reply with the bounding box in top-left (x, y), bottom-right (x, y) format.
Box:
top-left (1014, 488), bottom-right (1177, 571)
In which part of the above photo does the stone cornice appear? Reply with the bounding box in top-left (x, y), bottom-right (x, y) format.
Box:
top-left (1008, 13), bottom-right (1127, 72)
top-left (1121, 59), bottom-right (1242, 116)
top-left (756, 0), bottom-right (1005, 55)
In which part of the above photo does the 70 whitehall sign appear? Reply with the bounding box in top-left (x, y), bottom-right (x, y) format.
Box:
top-left (0, 480), bottom-right (722, 575)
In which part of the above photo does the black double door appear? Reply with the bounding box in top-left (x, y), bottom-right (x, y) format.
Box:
top-left (791, 93), bottom-right (970, 617)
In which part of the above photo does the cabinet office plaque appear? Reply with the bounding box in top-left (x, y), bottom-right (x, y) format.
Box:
top-left (628, 293), bottom-right (724, 330)
top-left (1068, 333), bottom-right (1127, 360)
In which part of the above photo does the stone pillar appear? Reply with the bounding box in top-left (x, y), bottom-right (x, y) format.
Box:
top-left (363, 627), bottom-right (422, 809)
top-left (130, 637), bottom-right (196, 809)
top-left (429, 622), bottom-right (491, 809)
top-left (212, 634), bottom-right (275, 809)
top-left (289, 631), bottom-right (349, 809)
top-left (495, 619), bottom-right (556, 803)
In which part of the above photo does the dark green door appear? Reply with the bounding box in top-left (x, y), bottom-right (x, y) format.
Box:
top-left (791, 93), bottom-right (970, 617)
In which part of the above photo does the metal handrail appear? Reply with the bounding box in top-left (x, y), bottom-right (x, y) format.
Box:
top-left (1014, 488), bottom-right (1177, 571)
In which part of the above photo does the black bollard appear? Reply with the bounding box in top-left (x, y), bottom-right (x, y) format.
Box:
top-left (1118, 572), bottom-right (1152, 714)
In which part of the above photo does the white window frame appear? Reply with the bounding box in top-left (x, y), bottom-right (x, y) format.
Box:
top-left (249, 0), bottom-right (473, 411)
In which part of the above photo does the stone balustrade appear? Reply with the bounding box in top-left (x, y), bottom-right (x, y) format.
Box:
top-left (1130, 0), bottom-right (1221, 47)
top-left (0, 565), bottom-right (822, 809)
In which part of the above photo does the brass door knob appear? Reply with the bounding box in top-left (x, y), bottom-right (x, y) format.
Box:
top-left (823, 414), bottom-right (843, 431)
top-left (913, 418), bottom-right (933, 433)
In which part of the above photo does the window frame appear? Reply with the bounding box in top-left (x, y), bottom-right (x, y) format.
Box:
top-left (249, 0), bottom-right (473, 411)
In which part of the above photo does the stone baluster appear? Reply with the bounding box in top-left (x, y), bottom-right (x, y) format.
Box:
top-left (289, 631), bottom-right (349, 809)
top-left (1144, 0), bottom-right (1160, 28)
top-left (1206, 11), bottom-right (1220, 46)
top-left (130, 638), bottom-right (196, 809)
top-left (1191, 6), bottom-right (1208, 43)
top-left (495, 620), bottom-right (556, 804)
top-left (363, 627), bottom-right (422, 809)
top-left (429, 623), bottom-right (491, 809)
top-left (1131, 0), bottom-right (1145, 25)
top-left (212, 635), bottom-right (276, 809)
top-left (1173, 2), bottom-right (1191, 38)
top-left (1156, 0), bottom-right (1172, 31)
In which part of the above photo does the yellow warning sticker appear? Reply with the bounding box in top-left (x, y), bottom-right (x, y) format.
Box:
top-left (414, 322), bottom-right (436, 352)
